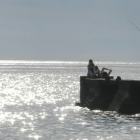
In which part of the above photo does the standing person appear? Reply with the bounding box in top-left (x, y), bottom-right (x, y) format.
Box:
top-left (87, 59), bottom-right (95, 78)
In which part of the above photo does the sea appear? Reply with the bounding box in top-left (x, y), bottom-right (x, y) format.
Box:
top-left (0, 60), bottom-right (140, 140)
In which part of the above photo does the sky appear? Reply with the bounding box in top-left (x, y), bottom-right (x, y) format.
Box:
top-left (0, 0), bottom-right (140, 61)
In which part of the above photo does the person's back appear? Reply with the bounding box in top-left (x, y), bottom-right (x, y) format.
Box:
top-left (87, 59), bottom-right (95, 78)
top-left (95, 66), bottom-right (100, 76)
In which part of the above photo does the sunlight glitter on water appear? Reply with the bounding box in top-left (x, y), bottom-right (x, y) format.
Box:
top-left (0, 61), bottom-right (140, 139)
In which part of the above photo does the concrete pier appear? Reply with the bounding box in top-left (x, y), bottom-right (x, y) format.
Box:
top-left (76, 76), bottom-right (140, 114)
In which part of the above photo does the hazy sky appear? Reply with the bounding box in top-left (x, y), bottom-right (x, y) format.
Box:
top-left (0, 0), bottom-right (140, 61)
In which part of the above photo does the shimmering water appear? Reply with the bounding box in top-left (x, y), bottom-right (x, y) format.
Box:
top-left (0, 61), bottom-right (140, 140)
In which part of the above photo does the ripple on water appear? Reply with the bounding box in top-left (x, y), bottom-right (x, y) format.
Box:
top-left (0, 61), bottom-right (140, 139)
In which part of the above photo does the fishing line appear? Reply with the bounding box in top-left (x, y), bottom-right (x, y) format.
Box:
top-left (127, 19), bottom-right (140, 32)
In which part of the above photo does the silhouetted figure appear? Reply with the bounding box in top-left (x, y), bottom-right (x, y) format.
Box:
top-left (87, 59), bottom-right (95, 78)
top-left (100, 68), bottom-right (112, 78)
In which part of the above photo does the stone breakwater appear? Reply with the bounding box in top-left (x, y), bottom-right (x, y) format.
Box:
top-left (76, 76), bottom-right (140, 115)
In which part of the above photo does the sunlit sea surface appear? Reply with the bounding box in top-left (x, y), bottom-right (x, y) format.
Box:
top-left (0, 60), bottom-right (140, 140)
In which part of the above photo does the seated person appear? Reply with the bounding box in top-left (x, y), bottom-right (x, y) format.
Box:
top-left (100, 67), bottom-right (112, 78)
top-left (95, 66), bottom-right (100, 75)
top-left (87, 59), bottom-right (112, 78)
top-left (94, 66), bottom-right (112, 78)
top-left (87, 59), bottom-right (95, 78)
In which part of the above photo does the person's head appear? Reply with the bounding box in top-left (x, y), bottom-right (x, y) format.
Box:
top-left (102, 72), bottom-right (108, 77)
top-left (89, 59), bottom-right (94, 65)
top-left (89, 59), bottom-right (93, 64)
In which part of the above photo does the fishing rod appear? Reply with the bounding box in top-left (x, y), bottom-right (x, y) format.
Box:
top-left (127, 19), bottom-right (140, 32)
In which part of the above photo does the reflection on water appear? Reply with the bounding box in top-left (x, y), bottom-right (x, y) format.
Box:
top-left (0, 61), bottom-right (140, 140)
